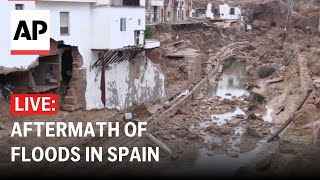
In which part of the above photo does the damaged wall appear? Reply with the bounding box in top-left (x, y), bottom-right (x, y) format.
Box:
top-left (219, 3), bottom-right (241, 20)
top-left (104, 56), bottom-right (166, 110)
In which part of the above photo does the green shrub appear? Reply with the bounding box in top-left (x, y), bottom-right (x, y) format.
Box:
top-left (250, 92), bottom-right (266, 104)
top-left (145, 26), bottom-right (153, 39)
top-left (257, 65), bottom-right (276, 78)
top-left (248, 113), bottom-right (258, 120)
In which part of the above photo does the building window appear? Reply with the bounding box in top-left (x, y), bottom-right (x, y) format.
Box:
top-left (230, 8), bottom-right (235, 15)
top-left (138, 19), bottom-right (141, 26)
top-left (15, 4), bottom-right (24, 10)
top-left (123, 0), bottom-right (139, 6)
top-left (134, 30), bottom-right (140, 45)
top-left (60, 12), bottom-right (70, 35)
top-left (120, 18), bottom-right (126, 31)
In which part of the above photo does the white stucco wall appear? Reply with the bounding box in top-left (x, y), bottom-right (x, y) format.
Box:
top-left (219, 4), bottom-right (241, 20)
top-left (206, 3), bottom-right (214, 19)
top-left (107, 7), bottom-right (145, 49)
top-left (35, 1), bottom-right (105, 110)
top-left (92, 6), bottom-right (145, 49)
top-left (0, 1), bottom-right (38, 70)
top-left (104, 57), bottom-right (166, 110)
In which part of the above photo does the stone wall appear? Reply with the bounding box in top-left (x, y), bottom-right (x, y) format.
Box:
top-left (61, 47), bottom-right (87, 111)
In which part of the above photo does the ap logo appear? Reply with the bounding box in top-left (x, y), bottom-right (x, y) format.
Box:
top-left (11, 10), bottom-right (50, 55)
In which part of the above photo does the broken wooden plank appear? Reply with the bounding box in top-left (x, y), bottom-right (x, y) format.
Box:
top-left (170, 40), bottom-right (184, 47)
top-left (266, 77), bottom-right (284, 85)
top-left (275, 106), bottom-right (285, 115)
top-left (267, 89), bottom-right (313, 142)
top-left (146, 133), bottom-right (174, 157)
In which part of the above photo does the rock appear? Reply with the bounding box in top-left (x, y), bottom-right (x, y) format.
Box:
top-left (125, 113), bottom-right (133, 121)
top-left (228, 151), bottom-right (239, 158)
top-left (228, 119), bottom-right (241, 126)
top-left (245, 127), bottom-right (262, 138)
top-left (67, 88), bottom-right (76, 96)
top-left (195, 93), bottom-right (205, 100)
top-left (186, 132), bottom-right (200, 140)
top-left (245, 83), bottom-right (255, 90)
top-left (145, 103), bottom-right (163, 114)
top-left (225, 93), bottom-right (232, 96)
top-left (293, 104), bottom-right (319, 126)
top-left (0, 122), bottom-right (5, 130)
top-left (252, 20), bottom-right (260, 29)
top-left (316, 101), bottom-right (320, 109)
top-left (221, 98), bottom-right (236, 105)
top-left (219, 127), bottom-right (232, 135)
top-left (64, 96), bottom-right (77, 105)
top-left (235, 114), bottom-right (246, 119)
top-left (170, 129), bottom-right (187, 138)
top-left (279, 140), bottom-right (295, 154)
top-left (204, 125), bottom-right (217, 132)
top-left (61, 104), bottom-right (77, 112)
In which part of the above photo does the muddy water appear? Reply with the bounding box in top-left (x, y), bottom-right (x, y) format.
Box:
top-left (208, 61), bottom-right (249, 99)
top-left (161, 61), bottom-right (274, 176)
top-left (164, 61), bottom-right (270, 176)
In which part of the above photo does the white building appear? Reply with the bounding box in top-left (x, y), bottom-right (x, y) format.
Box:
top-left (0, 0), bottom-right (165, 111)
top-left (190, 3), bottom-right (241, 21)
top-left (205, 3), bottom-right (214, 19)
top-left (146, 0), bottom-right (164, 23)
top-left (219, 3), bottom-right (241, 20)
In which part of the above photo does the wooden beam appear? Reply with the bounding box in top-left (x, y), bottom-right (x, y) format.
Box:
top-left (267, 89), bottom-right (313, 142)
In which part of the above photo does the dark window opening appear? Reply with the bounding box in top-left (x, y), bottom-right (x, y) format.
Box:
top-left (60, 12), bottom-right (70, 35)
top-left (15, 4), bottom-right (24, 10)
top-left (61, 49), bottom-right (73, 85)
top-left (134, 30), bottom-right (140, 45)
top-left (230, 8), bottom-right (235, 15)
top-left (214, 8), bottom-right (219, 15)
top-left (123, 0), bottom-right (140, 6)
top-left (120, 18), bottom-right (126, 31)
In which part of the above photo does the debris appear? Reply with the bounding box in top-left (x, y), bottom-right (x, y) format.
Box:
top-left (0, 122), bottom-right (5, 130)
top-left (146, 133), bottom-right (176, 159)
top-left (265, 77), bottom-right (284, 85)
top-left (268, 89), bottom-right (313, 142)
top-left (250, 93), bottom-right (266, 104)
top-left (316, 100), bottom-right (320, 109)
top-left (257, 65), bottom-right (276, 79)
top-left (275, 106), bottom-right (285, 115)
top-left (177, 89), bottom-right (190, 98)
top-left (124, 113), bottom-right (133, 121)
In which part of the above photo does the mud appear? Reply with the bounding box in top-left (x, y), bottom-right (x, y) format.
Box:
top-left (1, 0), bottom-right (320, 177)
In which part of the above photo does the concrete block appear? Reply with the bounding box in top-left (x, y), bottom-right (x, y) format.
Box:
top-left (67, 88), bottom-right (76, 96)
top-left (64, 96), bottom-right (77, 105)
top-left (61, 104), bottom-right (77, 112)
top-left (125, 113), bottom-right (133, 120)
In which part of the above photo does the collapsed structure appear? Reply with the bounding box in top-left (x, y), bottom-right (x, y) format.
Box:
top-left (0, 0), bottom-right (165, 111)
top-left (190, 2), bottom-right (241, 20)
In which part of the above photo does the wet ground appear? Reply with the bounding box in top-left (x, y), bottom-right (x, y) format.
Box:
top-left (152, 60), bottom-right (274, 176)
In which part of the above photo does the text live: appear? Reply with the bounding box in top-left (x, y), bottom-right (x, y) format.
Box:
top-left (11, 94), bottom-right (58, 115)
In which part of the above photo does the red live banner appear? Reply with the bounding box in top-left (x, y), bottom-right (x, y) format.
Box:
top-left (11, 94), bottom-right (58, 115)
